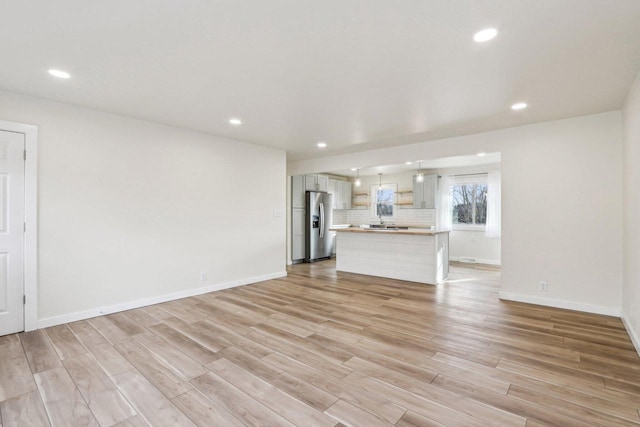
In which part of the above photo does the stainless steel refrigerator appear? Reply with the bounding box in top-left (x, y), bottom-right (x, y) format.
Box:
top-left (305, 191), bottom-right (333, 262)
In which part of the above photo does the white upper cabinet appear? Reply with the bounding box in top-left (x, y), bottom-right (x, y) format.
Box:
top-left (341, 180), bottom-right (352, 209)
top-left (304, 174), bottom-right (329, 192)
top-left (304, 174), bottom-right (317, 191)
top-left (413, 174), bottom-right (437, 208)
top-left (317, 174), bottom-right (329, 192)
top-left (292, 175), bottom-right (305, 208)
top-left (329, 178), bottom-right (340, 209)
top-left (329, 179), bottom-right (352, 210)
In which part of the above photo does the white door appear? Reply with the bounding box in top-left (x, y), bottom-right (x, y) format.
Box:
top-left (0, 130), bottom-right (25, 336)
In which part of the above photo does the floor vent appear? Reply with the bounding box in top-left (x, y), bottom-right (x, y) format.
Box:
top-left (459, 257), bottom-right (477, 263)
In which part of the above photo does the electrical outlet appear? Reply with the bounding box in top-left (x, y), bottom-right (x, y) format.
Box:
top-left (200, 272), bottom-right (207, 281)
top-left (539, 281), bottom-right (548, 292)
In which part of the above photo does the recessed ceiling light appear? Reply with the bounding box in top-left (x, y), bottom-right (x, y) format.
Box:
top-left (317, 142), bottom-right (327, 148)
top-left (473, 28), bottom-right (498, 43)
top-left (477, 152), bottom-right (487, 157)
top-left (511, 102), bottom-right (528, 111)
top-left (350, 168), bottom-right (357, 171)
top-left (405, 161), bottom-right (412, 165)
top-left (48, 69), bottom-right (71, 79)
top-left (229, 118), bottom-right (242, 125)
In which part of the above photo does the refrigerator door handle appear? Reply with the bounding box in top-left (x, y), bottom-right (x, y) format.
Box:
top-left (319, 202), bottom-right (325, 238)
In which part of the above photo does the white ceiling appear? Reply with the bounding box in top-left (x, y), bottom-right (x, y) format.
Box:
top-left (2, 1), bottom-right (640, 160)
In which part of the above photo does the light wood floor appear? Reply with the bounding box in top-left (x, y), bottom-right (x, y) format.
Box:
top-left (1, 261), bottom-right (639, 426)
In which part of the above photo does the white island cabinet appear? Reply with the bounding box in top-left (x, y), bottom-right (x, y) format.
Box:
top-left (332, 228), bottom-right (449, 285)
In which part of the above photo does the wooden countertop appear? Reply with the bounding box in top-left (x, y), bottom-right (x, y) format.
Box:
top-left (330, 227), bottom-right (450, 236)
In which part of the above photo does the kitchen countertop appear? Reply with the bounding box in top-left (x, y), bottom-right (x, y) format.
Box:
top-left (330, 226), bottom-right (450, 236)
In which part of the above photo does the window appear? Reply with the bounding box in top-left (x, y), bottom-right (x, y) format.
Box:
top-left (371, 184), bottom-right (397, 218)
top-left (451, 182), bottom-right (487, 227)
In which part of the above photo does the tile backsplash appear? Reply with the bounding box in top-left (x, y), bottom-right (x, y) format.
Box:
top-left (333, 208), bottom-right (436, 226)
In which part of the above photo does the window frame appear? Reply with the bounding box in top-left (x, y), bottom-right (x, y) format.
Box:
top-left (450, 176), bottom-right (488, 231)
top-left (370, 183), bottom-right (397, 219)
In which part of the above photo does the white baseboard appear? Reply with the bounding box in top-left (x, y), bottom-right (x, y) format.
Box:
top-left (36, 271), bottom-right (287, 329)
top-left (498, 291), bottom-right (621, 317)
top-left (621, 311), bottom-right (640, 357)
top-left (450, 256), bottom-right (501, 266)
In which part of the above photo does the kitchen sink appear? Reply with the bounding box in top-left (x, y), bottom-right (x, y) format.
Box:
top-left (364, 224), bottom-right (409, 230)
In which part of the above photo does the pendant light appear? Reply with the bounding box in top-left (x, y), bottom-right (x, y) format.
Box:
top-left (355, 169), bottom-right (361, 187)
top-left (416, 161), bottom-right (424, 183)
top-left (378, 173), bottom-right (383, 190)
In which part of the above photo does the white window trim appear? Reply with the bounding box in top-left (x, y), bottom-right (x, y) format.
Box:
top-left (450, 176), bottom-right (487, 231)
top-left (452, 223), bottom-right (487, 231)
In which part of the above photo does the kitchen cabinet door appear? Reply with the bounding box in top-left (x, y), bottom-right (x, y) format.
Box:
top-left (329, 179), bottom-right (339, 209)
top-left (422, 175), bottom-right (437, 208)
top-left (341, 181), bottom-right (352, 209)
top-left (304, 175), bottom-right (317, 191)
top-left (330, 231), bottom-right (337, 255)
top-left (413, 176), bottom-right (425, 208)
top-left (292, 208), bottom-right (305, 261)
top-left (292, 175), bottom-right (305, 209)
top-left (413, 175), bottom-right (437, 208)
top-left (317, 174), bottom-right (329, 192)
top-left (304, 174), bottom-right (329, 192)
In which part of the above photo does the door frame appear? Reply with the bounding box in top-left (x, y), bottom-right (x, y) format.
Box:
top-left (0, 119), bottom-right (38, 332)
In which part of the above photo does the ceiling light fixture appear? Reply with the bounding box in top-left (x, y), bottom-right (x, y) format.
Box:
top-left (229, 118), bottom-right (242, 125)
top-left (378, 173), bottom-right (383, 190)
top-left (48, 69), bottom-right (71, 79)
top-left (405, 161), bottom-right (412, 165)
top-left (355, 169), bottom-right (361, 187)
top-left (474, 28), bottom-right (498, 43)
top-left (477, 152), bottom-right (487, 157)
top-left (511, 102), bottom-right (527, 110)
top-left (416, 161), bottom-right (424, 183)
top-left (317, 142), bottom-right (327, 148)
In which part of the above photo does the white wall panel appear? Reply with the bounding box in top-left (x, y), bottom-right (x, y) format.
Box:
top-left (0, 90), bottom-right (287, 322)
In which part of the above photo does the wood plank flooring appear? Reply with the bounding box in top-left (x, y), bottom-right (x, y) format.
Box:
top-left (1, 260), bottom-right (639, 426)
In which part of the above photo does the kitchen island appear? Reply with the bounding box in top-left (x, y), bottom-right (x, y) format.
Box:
top-left (330, 226), bottom-right (450, 285)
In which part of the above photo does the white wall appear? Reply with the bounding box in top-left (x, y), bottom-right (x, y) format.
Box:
top-left (449, 230), bottom-right (501, 265)
top-left (289, 111), bottom-right (623, 316)
top-left (623, 69), bottom-right (640, 353)
top-left (0, 91), bottom-right (287, 326)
